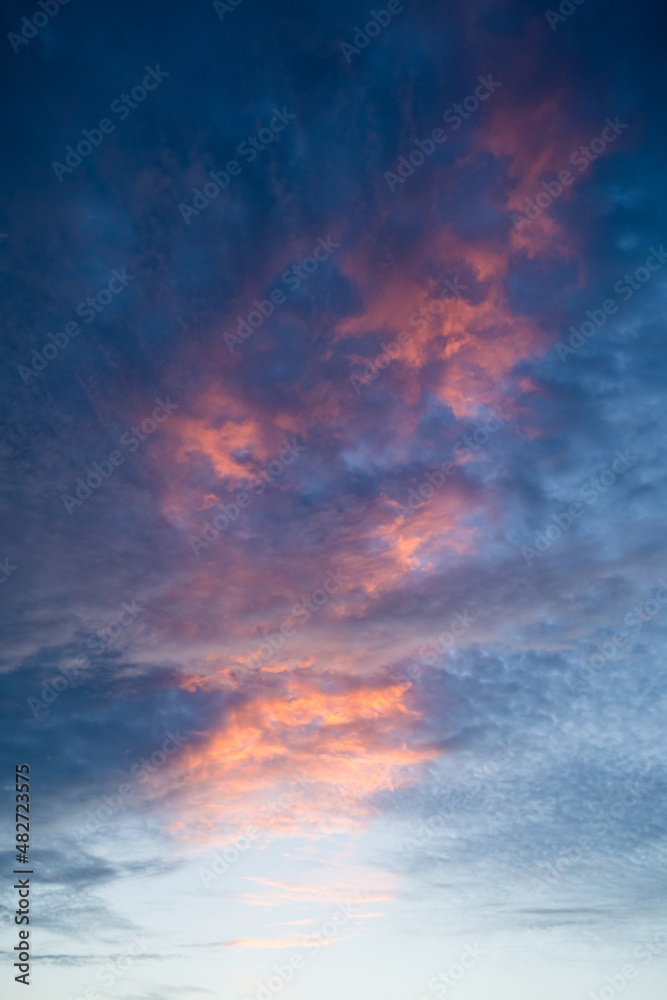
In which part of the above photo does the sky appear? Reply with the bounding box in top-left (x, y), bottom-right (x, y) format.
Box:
top-left (1, 0), bottom-right (667, 998)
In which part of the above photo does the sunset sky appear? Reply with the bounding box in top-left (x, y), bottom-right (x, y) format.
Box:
top-left (2, 1), bottom-right (667, 998)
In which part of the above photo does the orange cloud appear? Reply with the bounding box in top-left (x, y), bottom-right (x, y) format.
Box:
top-left (222, 937), bottom-right (335, 950)
top-left (336, 221), bottom-right (551, 422)
top-left (157, 385), bottom-right (292, 528)
top-left (157, 673), bottom-right (439, 843)
top-left (334, 93), bottom-right (602, 423)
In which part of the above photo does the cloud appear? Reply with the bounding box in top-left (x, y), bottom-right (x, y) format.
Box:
top-left (2, 0), bottom-right (667, 978)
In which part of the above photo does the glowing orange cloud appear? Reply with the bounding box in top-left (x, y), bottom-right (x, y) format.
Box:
top-left (157, 674), bottom-right (439, 843)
